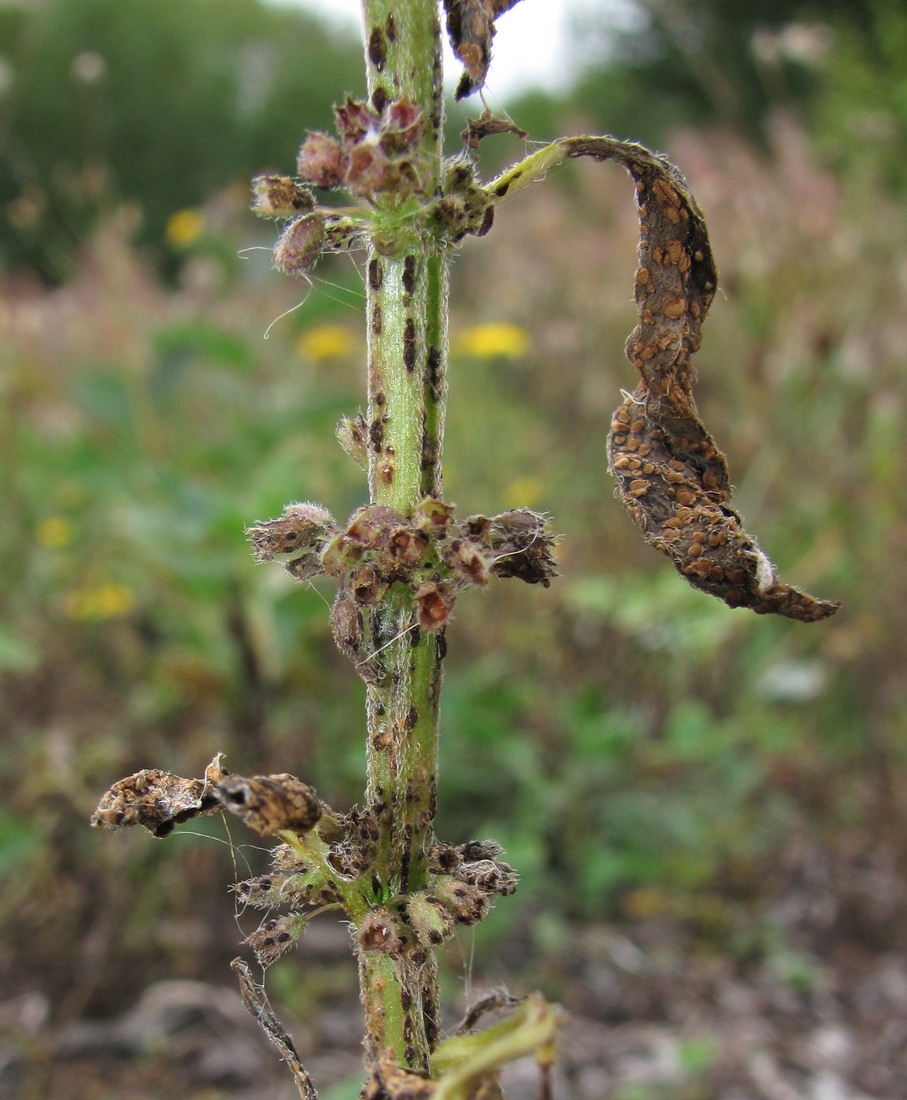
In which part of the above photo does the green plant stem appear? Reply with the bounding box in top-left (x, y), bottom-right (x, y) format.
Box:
top-left (359, 0), bottom-right (447, 1073)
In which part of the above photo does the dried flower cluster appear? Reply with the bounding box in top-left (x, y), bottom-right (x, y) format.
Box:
top-left (247, 499), bottom-right (557, 682)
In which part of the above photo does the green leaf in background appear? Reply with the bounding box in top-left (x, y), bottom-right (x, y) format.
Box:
top-left (0, 813), bottom-right (42, 874)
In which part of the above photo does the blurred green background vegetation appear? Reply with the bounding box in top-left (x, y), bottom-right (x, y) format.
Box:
top-left (1, 0), bottom-right (906, 1058)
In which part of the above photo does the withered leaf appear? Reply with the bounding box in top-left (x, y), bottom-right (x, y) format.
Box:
top-left (561, 137), bottom-right (839, 622)
top-left (462, 108), bottom-right (528, 151)
top-left (443, 0), bottom-right (526, 100)
top-left (91, 754), bottom-right (228, 838)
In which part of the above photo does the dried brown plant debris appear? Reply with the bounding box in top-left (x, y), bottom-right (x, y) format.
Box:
top-left (443, 0), bottom-right (525, 100)
top-left (90, 754), bottom-right (228, 838)
top-left (560, 138), bottom-right (839, 621)
top-left (462, 108), bottom-right (527, 151)
top-left (92, 757), bottom-right (324, 839)
top-left (232, 958), bottom-right (317, 1100)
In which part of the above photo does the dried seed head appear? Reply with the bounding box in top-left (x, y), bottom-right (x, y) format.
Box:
top-left (415, 497), bottom-right (454, 534)
top-left (273, 213), bottom-right (325, 277)
top-left (433, 879), bottom-right (490, 926)
top-left (459, 839), bottom-right (504, 861)
top-left (414, 580), bottom-right (454, 632)
top-left (215, 774), bottom-right (322, 837)
top-left (357, 907), bottom-right (403, 954)
top-left (336, 411), bottom-right (368, 469)
top-left (345, 505), bottom-right (406, 547)
top-left (486, 510), bottom-right (559, 587)
top-left (297, 131), bottom-right (346, 188)
top-left (334, 96), bottom-right (376, 144)
top-left (350, 564), bottom-right (386, 606)
top-left (250, 175), bottom-right (315, 219)
top-left (233, 873), bottom-right (282, 910)
top-left (388, 525), bottom-right (430, 567)
top-left (243, 912), bottom-right (307, 969)
top-left (246, 501), bottom-right (337, 581)
top-left (408, 892), bottom-right (456, 946)
top-left (427, 843), bottom-right (462, 874)
top-left (447, 540), bottom-right (490, 587)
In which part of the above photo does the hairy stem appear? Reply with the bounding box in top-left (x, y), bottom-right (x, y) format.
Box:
top-left (359, 0), bottom-right (447, 1072)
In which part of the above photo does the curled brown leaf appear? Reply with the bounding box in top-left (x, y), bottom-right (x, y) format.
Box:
top-left (562, 137), bottom-right (839, 621)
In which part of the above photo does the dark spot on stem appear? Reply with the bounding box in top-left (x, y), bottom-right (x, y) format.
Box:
top-left (372, 303), bottom-right (382, 337)
top-left (368, 27), bottom-right (386, 71)
top-left (368, 257), bottom-right (383, 290)
top-left (427, 345), bottom-right (442, 401)
top-left (400, 846), bottom-right (411, 894)
top-left (401, 989), bottom-right (412, 1011)
top-left (375, 391), bottom-right (385, 406)
top-left (385, 13), bottom-right (397, 43)
top-left (406, 705), bottom-right (418, 730)
top-left (494, 180), bottom-right (510, 197)
top-left (403, 318), bottom-right (416, 372)
top-left (370, 417), bottom-right (384, 451)
top-left (371, 85), bottom-right (389, 113)
top-left (402, 255), bottom-right (416, 296)
top-left (425, 1012), bottom-right (439, 1046)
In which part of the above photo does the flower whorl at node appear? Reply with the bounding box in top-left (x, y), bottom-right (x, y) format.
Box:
top-left (247, 499), bottom-right (558, 682)
top-left (248, 498), bottom-right (557, 597)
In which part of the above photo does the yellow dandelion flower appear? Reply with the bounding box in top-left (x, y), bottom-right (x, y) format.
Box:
top-left (64, 583), bottom-right (135, 621)
top-left (36, 517), bottom-right (74, 549)
top-left (296, 324), bottom-right (355, 362)
top-left (503, 476), bottom-right (544, 509)
top-left (452, 322), bottom-right (531, 360)
top-left (166, 208), bottom-right (205, 248)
